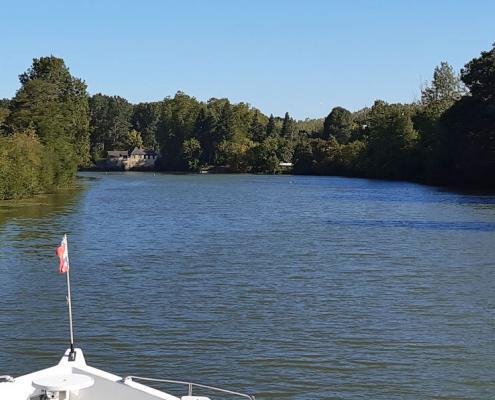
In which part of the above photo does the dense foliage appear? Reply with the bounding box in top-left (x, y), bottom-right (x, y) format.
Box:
top-left (0, 57), bottom-right (90, 199)
top-left (1, 43), bottom-right (494, 199)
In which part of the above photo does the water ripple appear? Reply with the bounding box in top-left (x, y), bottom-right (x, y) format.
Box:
top-left (0, 173), bottom-right (495, 400)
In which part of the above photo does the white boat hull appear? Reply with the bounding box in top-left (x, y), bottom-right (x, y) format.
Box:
top-left (0, 348), bottom-right (179, 400)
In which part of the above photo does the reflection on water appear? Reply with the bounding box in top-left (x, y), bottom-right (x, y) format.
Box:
top-left (0, 185), bottom-right (84, 225)
top-left (1, 173), bottom-right (495, 400)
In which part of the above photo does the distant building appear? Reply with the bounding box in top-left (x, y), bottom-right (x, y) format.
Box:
top-left (107, 150), bottom-right (129, 159)
top-left (107, 147), bottom-right (159, 170)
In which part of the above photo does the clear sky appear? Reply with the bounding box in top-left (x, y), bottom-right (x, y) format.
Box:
top-left (1, 0), bottom-right (494, 119)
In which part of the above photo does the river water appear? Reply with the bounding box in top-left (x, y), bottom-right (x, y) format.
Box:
top-left (0, 172), bottom-right (494, 399)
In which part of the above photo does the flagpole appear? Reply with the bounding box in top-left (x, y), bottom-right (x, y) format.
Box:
top-left (66, 266), bottom-right (76, 361)
top-left (63, 234), bottom-right (76, 361)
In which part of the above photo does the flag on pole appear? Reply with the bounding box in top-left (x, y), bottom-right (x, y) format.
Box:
top-left (56, 234), bottom-right (70, 274)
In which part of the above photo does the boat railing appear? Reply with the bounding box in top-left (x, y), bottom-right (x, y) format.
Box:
top-left (124, 375), bottom-right (256, 400)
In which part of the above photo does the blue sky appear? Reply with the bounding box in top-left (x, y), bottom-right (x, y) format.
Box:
top-left (1, 0), bottom-right (494, 119)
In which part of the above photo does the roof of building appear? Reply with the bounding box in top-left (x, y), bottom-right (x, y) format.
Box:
top-left (130, 147), bottom-right (159, 156)
top-left (108, 148), bottom-right (159, 158)
top-left (107, 150), bottom-right (129, 157)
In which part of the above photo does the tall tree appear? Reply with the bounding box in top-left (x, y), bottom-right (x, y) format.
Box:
top-left (127, 130), bottom-right (144, 148)
top-left (421, 62), bottom-right (464, 107)
top-left (266, 114), bottom-right (276, 137)
top-left (7, 56), bottom-right (90, 182)
top-left (415, 62), bottom-right (464, 182)
top-left (442, 44), bottom-right (495, 187)
top-left (89, 94), bottom-right (133, 159)
top-left (182, 137), bottom-right (202, 171)
top-left (249, 110), bottom-right (266, 142)
top-left (295, 118), bottom-right (324, 138)
top-left (156, 92), bottom-right (201, 170)
top-left (323, 106), bottom-right (353, 143)
top-left (365, 101), bottom-right (419, 179)
top-left (461, 45), bottom-right (495, 102)
top-left (193, 106), bottom-right (217, 164)
top-left (248, 136), bottom-right (280, 173)
top-left (216, 102), bottom-right (235, 143)
top-left (131, 102), bottom-right (161, 150)
top-left (281, 112), bottom-right (295, 140)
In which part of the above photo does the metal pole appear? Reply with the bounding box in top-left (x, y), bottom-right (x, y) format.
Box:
top-left (66, 265), bottom-right (75, 361)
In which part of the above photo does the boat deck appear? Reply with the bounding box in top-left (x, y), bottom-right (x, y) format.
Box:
top-left (0, 349), bottom-right (254, 400)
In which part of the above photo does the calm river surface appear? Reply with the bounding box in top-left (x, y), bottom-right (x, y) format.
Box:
top-left (1, 173), bottom-right (494, 399)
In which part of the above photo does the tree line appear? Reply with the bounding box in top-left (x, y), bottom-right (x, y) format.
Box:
top-left (1, 43), bottom-right (494, 199)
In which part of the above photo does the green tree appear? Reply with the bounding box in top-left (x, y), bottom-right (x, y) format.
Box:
top-left (414, 62), bottom-right (464, 182)
top-left (293, 138), bottom-right (316, 174)
top-left (323, 106), bottom-right (354, 143)
top-left (249, 110), bottom-right (266, 142)
top-left (157, 92), bottom-right (201, 170)
top-left (216, 102), bottom-right (235, 143)
top-left (365, 101), bottom-right (419, 179)
top-left (461, 45), bottom-right (495, 102)
top-left (248, 136), bottom-right (280, 173)
top-left (442, 44), bottom-right (495, 187)
top-left (293, 138), bottom-right (339, 175)
top-left (0, 131), bottom-right (49, 200)
top-left (89, 94), bottom-right (133, 159)
top-left (17, 57), bottom-right (90, 167)
top-left (281, 112), bottom-right (295, 140)
top-left (216, 137), bottom-right (254, 172)
top-left (0, 99), bottom-right (11, 132)
top-left (182, 137), bottom-right (202, 171)
top-left (193, 106), bottom-right (217, 165)
top-left (131, 102), bottom-right (161, 150)
top-left (295, 117), bottom-right (324, 138)
top-left (337, 140), bottom-right (367, 176)
top-left (7, 56), bottom-right (89, 182)
top-left (266, 114), bottom-right (276, 137)
top-left (421, 62), bottom-right (464, 106)
top-left (127, 130), bottom-right (144, 148)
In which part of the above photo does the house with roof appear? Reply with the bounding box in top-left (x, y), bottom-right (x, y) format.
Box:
top-left (107, 147), bottom-right (159, 170)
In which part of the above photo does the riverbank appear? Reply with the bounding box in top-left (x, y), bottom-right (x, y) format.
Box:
top-left (3, 165), bottom-right (494, 203)
top-left (77, 165), bottom-right (495, 193)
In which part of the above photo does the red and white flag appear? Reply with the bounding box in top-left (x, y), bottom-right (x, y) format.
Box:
top-left (56, 234), bottom-right (70, 274)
